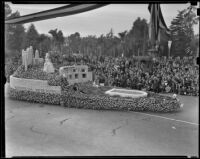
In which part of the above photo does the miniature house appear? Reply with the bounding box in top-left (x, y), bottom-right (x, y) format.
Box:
top-left (59, 65), bottom-right (92, 85)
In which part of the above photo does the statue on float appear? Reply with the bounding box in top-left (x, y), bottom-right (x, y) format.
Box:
top-left (33, 49), bottom-right (44, 65)
top-left (35, 49), bottom-right (39, 58)
top-left (22, 46), bottom-right (33, 71)
top-left (43, 53), bottom-right (55, 73)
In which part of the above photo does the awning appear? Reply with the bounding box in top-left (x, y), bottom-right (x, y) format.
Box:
top-left (5, 4), bottom-right (108, 24)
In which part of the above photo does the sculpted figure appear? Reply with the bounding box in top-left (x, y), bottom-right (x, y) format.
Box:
top-left (35, 50), bottom-right (39, 58)
top-left (43, 53), bottom-right (55, 73)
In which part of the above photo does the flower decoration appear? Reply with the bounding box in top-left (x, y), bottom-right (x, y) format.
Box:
top-left (172, 94), bottom-right (177, 99)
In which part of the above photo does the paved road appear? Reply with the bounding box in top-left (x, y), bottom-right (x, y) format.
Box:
top-left (5, 83), bottom-right (199, 157)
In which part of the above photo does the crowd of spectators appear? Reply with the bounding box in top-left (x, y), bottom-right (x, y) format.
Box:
top-left (59, 54), bottom-right (199, 96)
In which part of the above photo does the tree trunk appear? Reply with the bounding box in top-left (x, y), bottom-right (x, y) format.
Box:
top-left (138, 48), bottom-right (140, 56)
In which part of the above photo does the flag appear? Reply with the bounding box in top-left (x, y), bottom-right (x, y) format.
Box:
top-left (5, 4), bottom-right (108, 24)
top-left (148, 4), bottom-right (170, 44)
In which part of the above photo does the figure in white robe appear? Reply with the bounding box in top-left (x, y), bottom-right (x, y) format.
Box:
top-left (43, 53), bottom-right (55, 73)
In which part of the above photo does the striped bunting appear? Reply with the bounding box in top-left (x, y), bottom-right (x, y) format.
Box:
top-left (148, 4), bottom-right (171, 43)
top-left (5, 4), bottom-right (108, 24)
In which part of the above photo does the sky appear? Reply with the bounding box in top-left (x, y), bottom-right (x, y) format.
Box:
top-left (6, 2), bottom-right (199, 37)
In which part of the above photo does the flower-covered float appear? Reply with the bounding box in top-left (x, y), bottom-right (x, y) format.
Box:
top-left (8, 48), bottom-right (183, 113)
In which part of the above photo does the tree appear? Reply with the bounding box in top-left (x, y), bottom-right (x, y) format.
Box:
top-left (97, 34), bottom-right (105, 56)
top-left (37, 34), bottom-right (51, 58)
top-left (5, 3), bottom-right (26, 81)
top-left (5, 3), bottom-right (12, 18)
top-left (105, 29), bottom-right (115, 57)
top-left (190, 34), bottom-right (199, 57)
top-left (118, 31), bottom-right (127, 56)
top-left (68, 32), bottom-right (81, 54)
top-left (49, 29), bottom-right (65, 53)
top-left (5, 4), bottom-right (25, 58)
top-left (170, 6), bottom-right (199, 57)
top-left (48, 29), bottom-right (57, 51)
top-left (128, 18), bottom-right (149, 56)
top-left (57, 30), bottom-right (65, 52)
top-left (159, 28), bottom-right (170, 57)
top-left (24, 23), bottom-right (39, 51)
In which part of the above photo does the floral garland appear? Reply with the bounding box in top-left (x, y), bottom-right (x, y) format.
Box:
top-left (61, 83), bottom-right (181, 112)
top-left (8, 87), bottom-right (61, 105)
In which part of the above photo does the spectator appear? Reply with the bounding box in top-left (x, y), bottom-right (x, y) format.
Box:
top-left (61, 54), bottom-right (199, 96)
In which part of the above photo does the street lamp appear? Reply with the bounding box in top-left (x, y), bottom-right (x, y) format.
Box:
top-left (168, 40), bottom-right (172, 58)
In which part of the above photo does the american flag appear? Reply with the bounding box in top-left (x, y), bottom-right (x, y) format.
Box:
top-left (148, 4), bottom-right (171, 44)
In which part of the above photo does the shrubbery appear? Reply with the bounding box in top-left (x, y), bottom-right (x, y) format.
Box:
top-left (5, 56), bottom-right (22, 82)
top-left (49, 51), bottom-right (63, 65)
top-left (47, 74), bottom-right (62, 86)
top-left (13, 65), bottom-right (51, 80)
top-left (8, 86), bottom-right (61, 105)
top-left (8, 81), bottom-right (181, 112)
top-left (61, 83), bottom-right (181, 112)
top-left (13, 65), bottom-right (69, 88)
top-left (60, 76), bottom-right (69, 90)
top-left (13, 65), bottom-right (64, 86)
top-left (5, 63), bottom-right (19, 82)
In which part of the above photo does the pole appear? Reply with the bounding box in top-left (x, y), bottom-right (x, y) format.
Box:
top-left (138, 47), bottom-right (140, 56)
top-left (168, 46), bottom-right (170, 58)
top-left (168, 41), bottom-right (172, 59)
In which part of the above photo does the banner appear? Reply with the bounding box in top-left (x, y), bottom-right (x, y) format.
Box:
top-left (148, 4), bottom-right (170, 44)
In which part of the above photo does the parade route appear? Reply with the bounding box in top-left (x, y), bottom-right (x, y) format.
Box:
top-left (5, 83), bottom-right (199, 157)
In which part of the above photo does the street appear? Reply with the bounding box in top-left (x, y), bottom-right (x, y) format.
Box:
top-left (5, 83), bottom-right (199, 156)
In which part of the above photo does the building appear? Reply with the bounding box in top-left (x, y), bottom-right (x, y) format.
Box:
top-left (59, 65), bottom-right (92, 85)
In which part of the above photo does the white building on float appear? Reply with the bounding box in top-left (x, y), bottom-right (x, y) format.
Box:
top-left (59, 65), bottom-right (92, 85)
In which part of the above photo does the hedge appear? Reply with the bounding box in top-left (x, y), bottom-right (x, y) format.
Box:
top-left (13, 65), bottom-right (66, 86)
top-left (5, 60), bottom-right (21, 83)
top-left (8, 86), bottom-right (61, 105)
top-left (47, 74), bottom-right (62, 86)
top-left (13, 65), bottom-right (51, 80)
top-left (61, 84), bottom-right (181, 112)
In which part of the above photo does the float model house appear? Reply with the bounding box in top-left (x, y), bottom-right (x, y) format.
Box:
top-left (59, 65), bottom-right (92, 85)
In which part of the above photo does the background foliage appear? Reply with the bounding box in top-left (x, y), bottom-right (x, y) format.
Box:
top-left (5, 4), bottom-right (199, 82)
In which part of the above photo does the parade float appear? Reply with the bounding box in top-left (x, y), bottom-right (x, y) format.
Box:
top-left (5, 3), bottom-right (184, 113)
top-left (7, 47), bottom-right (182, 113)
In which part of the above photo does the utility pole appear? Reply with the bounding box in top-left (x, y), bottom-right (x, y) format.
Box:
top-left (168, 40), bottom-right (172, 59)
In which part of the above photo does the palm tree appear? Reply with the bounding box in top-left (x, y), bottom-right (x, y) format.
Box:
top-left (37, 34), bottom-right (51, 57)
top-left (68, 32), bottom-right (81, 54)
top-left (118, 31), bottom-right (127, 57)
top-left (98, 34), bottom-right (105, 56)
top-left (48, 29), bottom-right (64, 54)
top-left (57, 30), bottom-right (65, 53)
